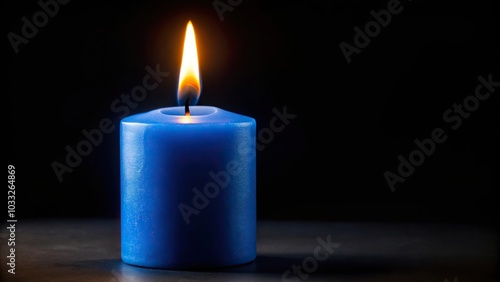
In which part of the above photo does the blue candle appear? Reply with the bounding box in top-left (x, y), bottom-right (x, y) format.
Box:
top-left (119, 21), bottom-right (256, 269)
top-left (120, 106), bottom-right (256, 269)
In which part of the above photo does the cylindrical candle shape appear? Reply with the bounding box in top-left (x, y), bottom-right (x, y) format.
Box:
top-left (120, 106), bottom-right (256, 269)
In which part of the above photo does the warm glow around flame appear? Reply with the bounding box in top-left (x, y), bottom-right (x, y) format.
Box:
top-left (177, 21), bottom-right (201, 106)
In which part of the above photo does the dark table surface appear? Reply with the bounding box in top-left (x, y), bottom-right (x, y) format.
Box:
top-left (1, 219), bottom-right (498, 282)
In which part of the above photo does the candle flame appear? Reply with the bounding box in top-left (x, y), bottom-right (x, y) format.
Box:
top-left (177, 21), bottom-right (201, 109)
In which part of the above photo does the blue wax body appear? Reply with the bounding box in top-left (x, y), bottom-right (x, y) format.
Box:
top-left (120, 106), bottom-right (256, 269)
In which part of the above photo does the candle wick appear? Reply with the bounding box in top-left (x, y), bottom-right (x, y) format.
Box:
top-left (185, 97), bottom-right (191, 116)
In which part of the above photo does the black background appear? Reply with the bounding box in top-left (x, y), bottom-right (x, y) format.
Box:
top-left (6, 0), bottom-right (498, 225)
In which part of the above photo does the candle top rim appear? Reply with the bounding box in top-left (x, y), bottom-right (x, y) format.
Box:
top-left (121, 106), bottom-right (255, 125)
